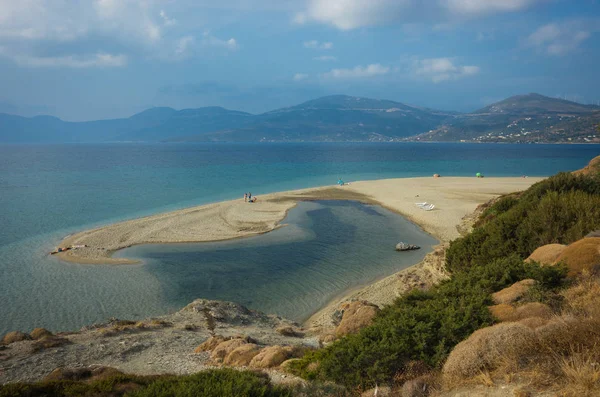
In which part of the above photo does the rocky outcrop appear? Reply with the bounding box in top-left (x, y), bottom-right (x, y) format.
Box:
top-left (1, 331), bottom-right (31, 345)
top-left (210, 338), bottom-right (249, 363)
top-left (0, 299), bottom-right (312, 385)
top-left (249, 345), bottom-right (304, 369)
top-left (29, 328), bottom-right (53, 340)
top-left (223, 343), bottom-right (261, 366)
top-left (396, 242), bottom-right (421, 251)
top-left (335, 301), bottom-right (380, 337)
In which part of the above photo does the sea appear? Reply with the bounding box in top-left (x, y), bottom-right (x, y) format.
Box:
top-left (0, 142), bottom-right (597, 335)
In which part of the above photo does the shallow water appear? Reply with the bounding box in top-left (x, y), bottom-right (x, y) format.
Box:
top-left (115, 201), bottom-right (438, 322)
top-left (0, 142), bottom-right (596, 334)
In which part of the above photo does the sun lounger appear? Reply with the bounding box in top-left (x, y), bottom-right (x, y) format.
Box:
top-left (420, 204), bottom-right (435, 211)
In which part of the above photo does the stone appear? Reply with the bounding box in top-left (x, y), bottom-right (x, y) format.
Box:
top-left (249, 345), bottom-right (303, 369)
top-left (223, 343), bottom-right (261, 366)
top-left (194, 335), bottom-right (228, 353)
top-left (396, 242), bottom-right (421, 251)
top-left (210, 338), bottom-right (248, 363)
top-left (30, 328), bottom-right (53, 340)
top-left (1, 331), bottom-right (31, 345)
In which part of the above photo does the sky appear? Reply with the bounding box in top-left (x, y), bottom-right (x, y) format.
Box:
top-left (0, 0), bottom-right (599, 121)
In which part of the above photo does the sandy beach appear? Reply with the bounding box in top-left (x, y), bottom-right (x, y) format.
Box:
top-left (57, 176), bottom-right (542, 265)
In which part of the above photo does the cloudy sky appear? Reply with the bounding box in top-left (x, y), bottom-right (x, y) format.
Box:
top-left (0, 0), bottom-right (599, 120)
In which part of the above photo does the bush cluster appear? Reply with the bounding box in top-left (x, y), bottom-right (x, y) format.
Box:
top-left (447, 172), bottom-right (600, 273)
top-left (0, 369), bottom-right (293, 397)
top-left (290, 256), bottom-right (567, 388)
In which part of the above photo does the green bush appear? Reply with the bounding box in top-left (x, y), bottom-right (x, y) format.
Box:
top-left (0, 369), bottom-right (293, 397)
top-left (290, 256), bottom-right (567, 389)
top-left (447, 173), bottom-right (600, 273)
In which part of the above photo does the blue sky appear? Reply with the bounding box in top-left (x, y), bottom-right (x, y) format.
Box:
top-left (0, 0), bottom-right (599, 121)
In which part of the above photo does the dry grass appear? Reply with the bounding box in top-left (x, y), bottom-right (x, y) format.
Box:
top-left (445, 274), bottom-right (600, 395)
top-left (492, 279), bottom-right (536, 305)
top-left (555, 237), bottom-right (600, 276)
top-left (443, 322), bottom-right (538, 382)
top-left (488, 304), bottom-right (516, 322)
top-left (525, 244), bottom-right (567, 265)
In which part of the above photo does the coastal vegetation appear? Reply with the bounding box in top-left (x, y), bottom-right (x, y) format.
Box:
top-left (0, 369), bottom-right (295, 397)
top-left (289, 168), bottom-right (600, 393)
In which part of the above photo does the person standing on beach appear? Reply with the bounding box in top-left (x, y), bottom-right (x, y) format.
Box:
top-left (249, 192), bottom-right (252, 201)
top-left (244, 193), bottom-right (247, 202)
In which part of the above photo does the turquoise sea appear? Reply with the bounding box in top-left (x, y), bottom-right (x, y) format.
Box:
top-left (0, 143), bottom-right (597, 335)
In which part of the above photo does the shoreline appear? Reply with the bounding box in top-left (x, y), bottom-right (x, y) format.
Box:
top-left (53, 176), bottom-right (544, 330)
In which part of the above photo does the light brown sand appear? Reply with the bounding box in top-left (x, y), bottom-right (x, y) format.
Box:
top-left (56, 177), bottom-right (542, 265)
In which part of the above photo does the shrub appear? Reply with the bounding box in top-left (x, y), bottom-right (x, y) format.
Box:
top-left (290, 256), bottom-right (567, 389)
top-left (0, 369), bottom-right (294, 397)
top-left (447, 173), bottom-right (600, 273)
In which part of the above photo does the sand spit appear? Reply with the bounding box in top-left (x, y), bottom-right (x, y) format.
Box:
top-left (56, 177), bottom-right (542, 265)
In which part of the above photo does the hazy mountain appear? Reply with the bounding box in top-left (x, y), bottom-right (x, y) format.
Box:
top-left (1, 93), bottom-right (598, 143)
top-left (177, 95), bottom-right (453, 142)
top-left (412, 94), bottom-right (600, 143)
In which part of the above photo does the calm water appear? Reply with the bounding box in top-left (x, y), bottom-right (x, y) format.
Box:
top-left (0, 143), bottom-right (597, 334)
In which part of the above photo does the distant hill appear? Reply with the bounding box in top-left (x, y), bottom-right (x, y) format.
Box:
top-left (1, 93), bottom-right (598, 143)
top-left (412, 93), bottom-right (600, 143)
top-left (177, 95), bottom-right (452, 142)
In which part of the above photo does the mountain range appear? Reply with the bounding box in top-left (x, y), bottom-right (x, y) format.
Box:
top-left (1, 93), bottom-right (598, 144)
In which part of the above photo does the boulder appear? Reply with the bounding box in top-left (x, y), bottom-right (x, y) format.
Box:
top-left (443, 323), bottom-right (537, 380)
top-left (223, 343), bottom-right (261, 366)
top-left (1, 331), bottom-right (31, 345)
top-left (249, 345), bottom-right (303, 369)
top-left (396, 242), bottom-right (421, 251)
top-left (554, 237), bottom-right (600, 276)
top-left (489, 302), bottom-right (552, 322)
top-left (30, 328), bottom-right (53, 340)
top-left (194, 335), bottom-right (228, 353)
top-left (335, 301), bottom-right (380, 337)
top-left (492, 279), bottom-right (536, 305)
top-left (525, 244), bottom-right (567, 265)
top-left (210, 338), bottom-right (248, 363)
top-left (586, 230), bottom-right (600, 238)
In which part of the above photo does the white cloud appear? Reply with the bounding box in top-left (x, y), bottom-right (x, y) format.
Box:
top-left (295, 0), bottom-right (545, 30)
top-left (175, 36), bottom-right (195, 55)
top-left (442, 0), bottom-right (542, 15)
top-left (0, 48), bottom-right (127, 68)
top-left (412, 57), bottom-right (480, 83)
top-left (159, 10), bottom-right (177, 27)
top-left (314, 55), bottom-right (337, 61)
top-left (202, 31), bottom-right (238, 50)
top-left (526, 22), bottom-right (594, 56)
top-left (293, 73), bottom-right (309, 81)
top-left (322, 64), bottom-right (390, 79)
top-left (303, 40), bottom-right (333, 50)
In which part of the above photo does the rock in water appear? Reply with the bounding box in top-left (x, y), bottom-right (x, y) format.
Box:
top-left (396, 242), bottom-right (421, 251)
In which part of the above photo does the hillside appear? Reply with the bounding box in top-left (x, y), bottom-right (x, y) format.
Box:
top-left (413, 93), bottom-right (600, 143)
top-left (1, 93), bottom-right (599, 143)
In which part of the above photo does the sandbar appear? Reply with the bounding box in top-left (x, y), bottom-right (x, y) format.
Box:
top-left (56, 177), bottom-right (542, 266)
